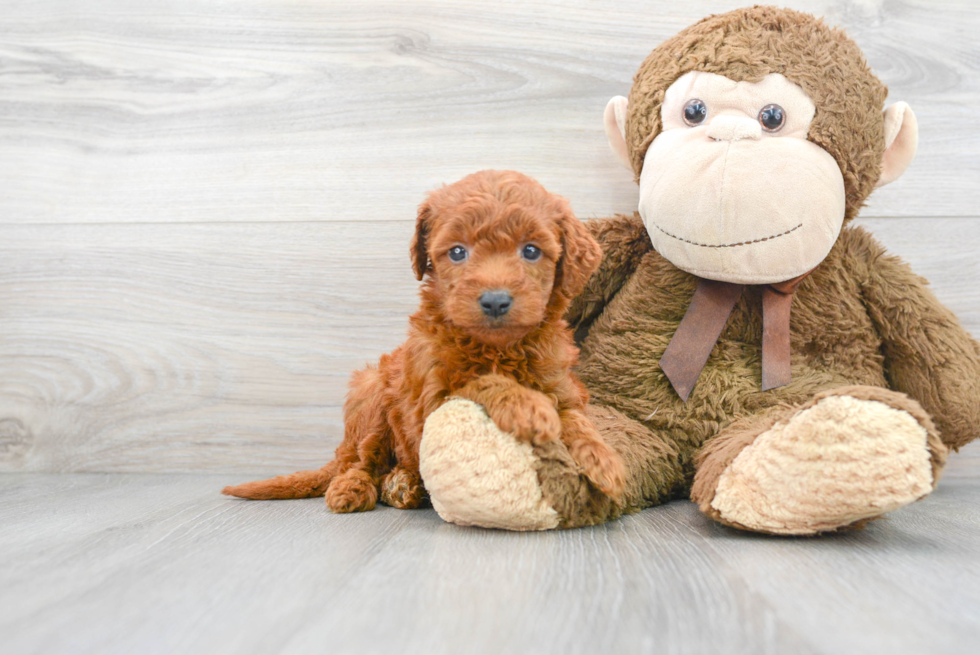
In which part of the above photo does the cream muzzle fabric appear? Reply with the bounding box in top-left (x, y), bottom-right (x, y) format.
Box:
top-left (637, 72), bottom-right (846, 285)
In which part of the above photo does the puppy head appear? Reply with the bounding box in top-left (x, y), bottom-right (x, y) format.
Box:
top-left (411, 170), bottom-right (601, 346)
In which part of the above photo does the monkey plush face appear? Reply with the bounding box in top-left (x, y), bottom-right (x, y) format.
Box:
top-left (603, 6), bottom-right (919, 285)
top-left (637, 71), bottom-right (844, 283)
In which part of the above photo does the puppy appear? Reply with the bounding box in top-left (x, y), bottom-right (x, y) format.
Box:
top-left (223, 170), bottom-right (626, 511)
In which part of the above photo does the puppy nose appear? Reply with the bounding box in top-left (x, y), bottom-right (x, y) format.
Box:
top-left (479, 290), bottom-right (513, 318)
top-left (706, 115), bottom-right (761, 141)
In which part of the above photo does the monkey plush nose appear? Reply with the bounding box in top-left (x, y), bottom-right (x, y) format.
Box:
top-left (480, 290), bottom-right (513, 318)
top-left (707, 115), bottom-right (762, 141)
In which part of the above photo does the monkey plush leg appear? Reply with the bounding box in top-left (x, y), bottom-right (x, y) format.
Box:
top-left (691, 386), bottom-right (948, 536)
top-left (418, 398), bottom-right (560, 530)
top-left (419, 399), bottom-right (683, 530)
top-left (455, 374), bottom-right (627, 498)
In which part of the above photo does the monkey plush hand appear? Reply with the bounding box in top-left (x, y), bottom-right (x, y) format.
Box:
top-left (417, 6), bottom-right (980, 534)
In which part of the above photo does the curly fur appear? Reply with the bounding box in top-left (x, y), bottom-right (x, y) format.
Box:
top-left (223, 170), bottom-right (625, 511)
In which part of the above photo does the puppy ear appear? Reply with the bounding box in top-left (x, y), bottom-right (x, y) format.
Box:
top-left (410, 201), bottom-right (432, 281)
top-left (553, 208), bottom-right (602, 301)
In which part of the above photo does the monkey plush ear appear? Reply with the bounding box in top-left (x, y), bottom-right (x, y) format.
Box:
top-left (876, 102), bottom-right (918, 188)
top-left (410, 201), bottom-right (432, 281)
top-left (604, 96), bottom-right (632, 171)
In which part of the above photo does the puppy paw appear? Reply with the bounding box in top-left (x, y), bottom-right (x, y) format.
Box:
top-left (380, 467), bottom-right (427, 509)
top-left (571, 439), bottom-right (627, 499)
top-left (492, 398), bottom-right (561, 445)
top-left (325, 469), bottom-right (378, 513)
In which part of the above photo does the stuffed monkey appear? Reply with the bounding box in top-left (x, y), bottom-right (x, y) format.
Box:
top-left (417, 6), bottom-right (980, 534)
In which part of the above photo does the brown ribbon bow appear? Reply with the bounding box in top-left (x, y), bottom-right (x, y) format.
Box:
top-left (659, 273), bottom-right (810, 402)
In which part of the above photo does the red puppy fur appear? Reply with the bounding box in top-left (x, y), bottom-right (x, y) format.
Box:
top-left (222, 170), bottom-right (626, 512)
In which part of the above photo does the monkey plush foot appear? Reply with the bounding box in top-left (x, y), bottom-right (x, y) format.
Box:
top-left (692, 386), bottom-right (948, 535)
top-left (418, 398), bottom-right (560, 531)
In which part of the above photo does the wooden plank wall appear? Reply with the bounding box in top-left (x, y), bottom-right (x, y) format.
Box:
top-left (1, 0), bottom-right (978, 473)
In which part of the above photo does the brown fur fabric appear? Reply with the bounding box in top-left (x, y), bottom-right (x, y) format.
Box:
top-left (625, 6), bottom-right (887, 221)
top-left (508, 6), bottom-right (980, 532)
top-left (543, 214), bottom-right (980, 529)
top-left (535, 404), bottom-right (686, 528)
top-left (223, 170), bottom-right (626, 511)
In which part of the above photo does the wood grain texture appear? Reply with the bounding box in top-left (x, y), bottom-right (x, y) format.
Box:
top-left (0, 458), bottom-right (978, 655)
top-left (0, 0), bottom-right (977, 226)
top-left (2, 4), bottom-right (979, 654)
top-left (2, 217), bottom-right (980, 473)
top-left (0, 221), bottom-right (418, 472)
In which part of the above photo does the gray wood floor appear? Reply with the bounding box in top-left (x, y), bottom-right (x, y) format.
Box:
top-left (2, 1), bottom-right (980, 654)
top-left (2, 445), bottom-right (979, 655)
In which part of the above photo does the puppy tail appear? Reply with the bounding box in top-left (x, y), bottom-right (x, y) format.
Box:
top-left (222, 463), bottom-right (337, 500)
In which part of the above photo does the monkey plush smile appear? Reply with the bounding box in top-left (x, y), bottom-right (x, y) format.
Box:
top-left (648, 219), bottom-right (802, 249)
top-left (598, 23), bottom-right (919, 397)
top-left (636, 71), bottom-right (845, 284)
top-left (418, 6), bottom-right (980, 538)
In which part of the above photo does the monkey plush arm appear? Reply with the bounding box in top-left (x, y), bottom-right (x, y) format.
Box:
top-left (854, 227), bottom-right (980, 450)
top-left (566, 213), bottom-right (652, 333)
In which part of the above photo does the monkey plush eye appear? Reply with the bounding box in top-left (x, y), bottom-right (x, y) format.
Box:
top-left (758, 104), bottom-right (785, 132)
top-left (448, 246), bottom-right (468, 262)
top-left (683, 99), bottom-right (707, 126)
top-left (521, 244), bottom-right (542, 261)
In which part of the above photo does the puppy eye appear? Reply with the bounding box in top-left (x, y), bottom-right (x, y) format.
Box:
top-left (683, 99), bottom-right (707, 126)
top-left (521, 244), bottom-right (542, 261)
top-left (759, 104), bottom-right (785, 132)
top-left (448, 246), bottom-right (468, 262)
